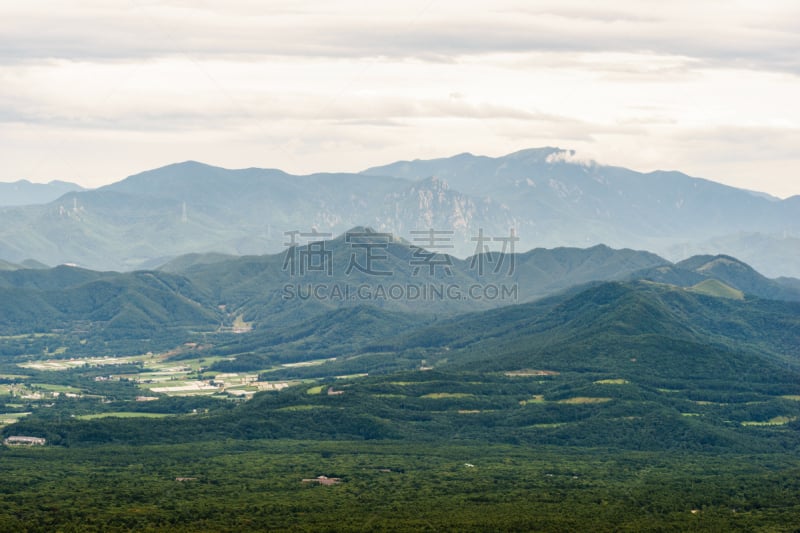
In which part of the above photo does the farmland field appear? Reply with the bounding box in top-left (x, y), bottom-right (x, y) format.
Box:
top-left (75, 412), bottom-right (174, 420)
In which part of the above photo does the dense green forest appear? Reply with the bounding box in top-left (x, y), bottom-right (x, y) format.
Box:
top-left (1, 439), bottom-right (800, 531)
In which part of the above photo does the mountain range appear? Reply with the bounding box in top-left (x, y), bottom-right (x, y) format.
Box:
top-left (0, 179), bottom-right (84, 206)
top-left (1, 235), bottom-right (797, 346)
top-left (0, 148), bottom-right (797, 276)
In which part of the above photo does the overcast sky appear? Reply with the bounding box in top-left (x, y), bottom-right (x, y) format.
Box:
top-left (1, 0), bottom-right (798, 197)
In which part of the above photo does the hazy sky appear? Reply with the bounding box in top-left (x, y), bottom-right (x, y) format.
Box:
top-left (1, 1), bottom-right (799, 197)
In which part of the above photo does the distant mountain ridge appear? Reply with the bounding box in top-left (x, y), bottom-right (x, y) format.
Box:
top-left (0, 149), bottom-right (796, 276)
top-left (629, 254), bottom-right (800, 301)
top-left (0, 258), bottom-right (48, 271)
top-left (664, 232), bottom-right (800, 278)
top-left (0, 179), bottom-right (84, 206)
top-left (1, 237), bottom-right (797, 341)
top-left (363, 148), bottom-right (798, 265)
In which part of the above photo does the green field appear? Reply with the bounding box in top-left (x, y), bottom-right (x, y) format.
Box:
top-left (741, 416), bottom-right (797, 427)
top-left (31, 383), bottom-right (83, 393)
top-left (75, 412), bottom-right (174, 420)
top-left (594, 378), bottom-right (629, 385)
top-left (421, 392), bottom-right (474, 399)
top-left (558, 397), bottom-right (613, 404)
top-left (0, 412), bottom-right (31, 426)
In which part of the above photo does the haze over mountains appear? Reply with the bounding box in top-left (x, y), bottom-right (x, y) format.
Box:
top-left (0, 148), bottom-right (797, 277)
top-left (0, 179), bottom-right (84, 207)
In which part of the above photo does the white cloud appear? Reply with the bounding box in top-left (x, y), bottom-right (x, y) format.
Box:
top-left (0, 1), bottom-right (798, 197)
top-left (3, 1), bottom-right (799, 70)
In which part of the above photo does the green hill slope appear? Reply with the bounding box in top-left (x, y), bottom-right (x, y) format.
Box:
top-left (400, 281), bottom-right (800, 375)
top-left (689, 278), bottom-right (744, 299)
top-left (0, 269), bottom-right (220, 338)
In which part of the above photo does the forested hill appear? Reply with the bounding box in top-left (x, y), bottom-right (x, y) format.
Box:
top-left (1, 237), bottom-right (798, 344)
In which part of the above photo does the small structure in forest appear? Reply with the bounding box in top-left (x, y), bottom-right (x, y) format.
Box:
top-left (302, 475), bottom-right (342, 486)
